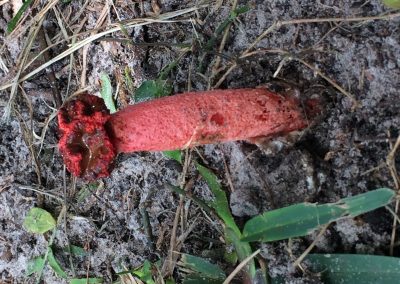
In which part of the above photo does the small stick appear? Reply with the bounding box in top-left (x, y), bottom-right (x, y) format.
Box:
top-left (387, 135), bottom-right (400, 255)
top-left (38, 27), bottom-right (62, 107)
top-left (213, 12), bottom-right (400, 89)
top-left (223, 249), bottom-right (261, 284)
top-left (293, 223), bottom-right (330, 268)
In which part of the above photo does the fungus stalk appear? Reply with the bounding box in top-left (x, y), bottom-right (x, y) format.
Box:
top-left (58, 88), bottom-right (320, 180)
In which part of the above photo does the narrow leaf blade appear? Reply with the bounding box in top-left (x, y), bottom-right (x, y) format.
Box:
top-left (196, 164), bottom-right (256, 278)
top-left (164, 150), bottom-right (182, 163)
top-left (383, 0), bottom-right (400, 8)
top-left (7, 0), bottom-right (33, 33)
top-left (48, 247), bottom-right (68, 278)
top-left (69, 278), bottom-right (103, 284)
top-left (306, 254), bottom-right (400, 284)
top-left (135, 80), bottom-right (171, 102)
top-left (340, 188), bottom-right (395, 217)
top-left (242, 188), bottom-right (394, 242)
top-left (196, 164), bottom-right (237, 232)
top-left (242, 203), bottom-right (344, 242)
top-left (180, 254), bottom-right (225, 280)
top-left (100, 73), bottom-right (116, 113)
top-left (64, 245), bottom-right (87, 256)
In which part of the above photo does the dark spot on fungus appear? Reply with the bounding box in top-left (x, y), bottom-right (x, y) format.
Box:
top-left (210, 113), bottom-right (224, 126)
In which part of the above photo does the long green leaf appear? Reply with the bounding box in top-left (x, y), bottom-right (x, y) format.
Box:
top-left (180, 254), bottom-right (225, 280)
top-left (196, 164), bottom-right (256, 278)
top-left (164, 150), bottom-right (182, 163)
top-left (224, 227), bottom-right (256, 277)
top-left (100, 73), bottom-right (116, 113)
top-left (7, 0), bottom-right (33, 33)
top-left (64, 245), bottom-right (87, 256)
top-left (306, 254), bottom-right (400, 284)
top-left (135, 79), bottom-right (172, 102)
top-left (69, 278), bottom-right (103, 284)
top-left (131, 260), bottom-right (154, 284)
top-left (382, 0), bottom-right (400, 8)
top-left (196, 164), bottom-right (238, 233)
top-left (48, 247), bottom-right (67, 279)
top-left (183, 275), bottom-right (222, 284)
top-left (242, 188), bottom-right (394, 242)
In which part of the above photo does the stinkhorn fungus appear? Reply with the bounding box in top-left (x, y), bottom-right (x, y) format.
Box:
top-left (58, 88), bottom-right (320, 180)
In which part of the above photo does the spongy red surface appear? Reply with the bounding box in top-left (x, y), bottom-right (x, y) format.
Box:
top-left (107, 89), bottom-right (309, 152)
top-left (58, 95), bottom-right (116, 180)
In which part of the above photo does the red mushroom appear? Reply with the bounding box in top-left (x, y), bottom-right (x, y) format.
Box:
top-left (58, 88), bottom-right (320, 180)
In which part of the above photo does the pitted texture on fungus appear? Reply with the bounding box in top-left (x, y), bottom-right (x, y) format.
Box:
top-left (58, 94), bottom-right (116, 180)
top-left (107, 88), bottom-right (311, 152)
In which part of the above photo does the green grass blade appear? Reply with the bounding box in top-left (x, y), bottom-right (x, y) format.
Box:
top-left (382, 0), bottom-right (400, 8)
top-left (180, 254), bottom-right (226, 280)
top-left (339, 187), bottom-right (395, 216)
top-left (63, 245), bottom-right (87, 256)
top-left (47, 247), bottom-right (67, 279)
top-left (242, 203), bottom-right (344, 242)
top-left (306, 254), bottom-right (400, 284)
top-left (224, 227), bottom-right (256, 278)
top-left (135, 80), bottom-right (172, 102)
top-left (196, 164), bottom-right (256, 278)
top-left (100, 73), bottom-right (116, 113)
top-left (242, 188), bottom-right (395, 242)
top-left (131, 260), bottom-right (154, 284)
top-left (163, 150), bottom-right (182, 163)
top-left (69, 278), bottom-right (103, 284)
top-left (196, 164), bottom-right (238, 233)
top-left (183, 275), bottom-right (222, 284)
top-left (7, 0), bottom-right (33, 33)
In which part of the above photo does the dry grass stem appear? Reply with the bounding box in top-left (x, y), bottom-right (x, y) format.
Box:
top-left (293, 223), bottom-right (330, 268)
top-left (213, 11), bottom-right (400, 89)
top-left (295, 58), bottom-right (359, 108)
top-left (0, 5), bottom-right (207, 92)
top-left (223, 249), bottom-right (260, 284)
top-left (387, 135), bottom-right (400, 255)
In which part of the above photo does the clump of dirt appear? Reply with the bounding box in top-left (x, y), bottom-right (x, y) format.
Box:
top-left (0, 0), bottom-right (399, 283)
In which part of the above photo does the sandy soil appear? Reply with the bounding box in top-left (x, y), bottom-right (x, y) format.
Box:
top-left (0, 0), bottom-right (399, 283)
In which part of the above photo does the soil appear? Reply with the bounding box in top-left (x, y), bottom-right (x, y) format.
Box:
top-left (0, 0), bottom-right (399, 283)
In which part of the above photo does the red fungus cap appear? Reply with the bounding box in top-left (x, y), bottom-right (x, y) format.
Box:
top-left (58, 94), bottom-right (116, 180)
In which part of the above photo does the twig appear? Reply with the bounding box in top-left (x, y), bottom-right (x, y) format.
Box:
top-left (244, 12), bottom-right (400, 55)
top-left (386, 205), bottom-right (400, 226)
top-left (295, 57), bottom-right (359, 108)
top-left (213, 11), bottom-right (400, 89)
top-left (0, 5), bottom-right (208, 91)
top-left (223, 249), bottom-right (261, 284)
top-left (162, 195), bottom-right (184, 277)
top-left (16, 184), bottom-right (63, 202)
top-left (38, 27), bottom-right (62, 107)
top-left (2, 16), bottom-right (44, 122)
top-left (293, 223), bottom-right (330, 269)
top-left (387, 135), bottom-right (400, 256)
top-left (167, 184), bottom-right (214, 216)
top-left (209, 0), bottom-right (238, 89)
